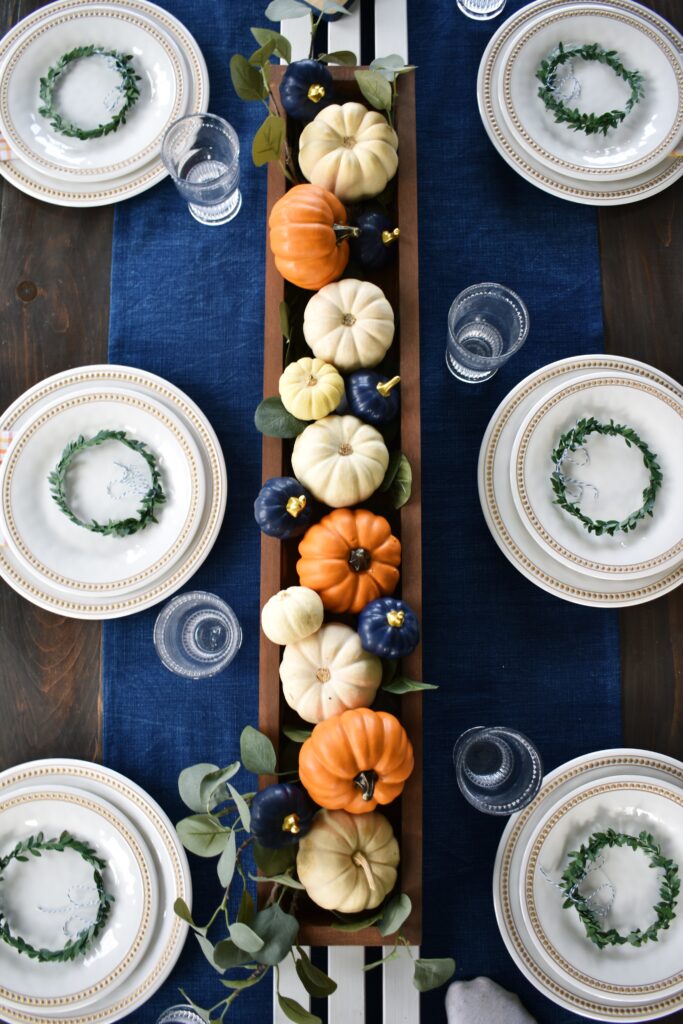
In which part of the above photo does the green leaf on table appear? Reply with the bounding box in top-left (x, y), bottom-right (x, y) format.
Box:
top-left (265, 0), bottom-right (309, 20)
top-left (255, 397), bottom-right (307, 438)
top-left (282, 726), bottom-right (312, 743)
top-left (318, 50), bottom-right (357, 66)
top-left (174, 897), bottom-right (205, 934)
top-left (370, 54), bottom-right (408, 70)
top-left (229, 922), bottom-right (265, 954)
top-left (354, 69), bottom-right (392, 112)
top-left (321, 0), bottom-right (352, 15)
top-left (379, 450), bottom-right (403, 492)
top-left (251, 27), bottom-right (292, 64)
top-left (331, 909), bottom-right (384, 932)
top-left (382, 676), bottom-right (438, 695)
top-left (199, 761), bottom-right (241, 810)
top-left (279, 300), bottom-right (291, 341)
top-left (254, 841), bottom-right (296, 876)
top-left (221, 973), bottom-right (267, 990)
top-left (389, 453), bottom-right (412, 508)
top-left (412, 957), bottom-right (456, 992)
top-left (179, 762), bottom-right (220, 813)
top-left (363, 948), bottom-right (400, 971)
top-left (249, 39), bottom-right (277, 66)
top-left (217, 828), bottom-right (237, 888)
top-left (377, 892), bottom-right (412, 936)
top-left (252, 903), bottom-right (300, 965)
top-left (237, 887), bottom-right (256, 925)
top-left (277, 994), bottom-right (321, 1024)
top-left (240, 724), bottom-right (278, 774)
top-left (253, 114), bottom-right (286, 167)
top-left (230, 53), bottom-right (268, 101)
top-left (227, 783), bottom-right (251, 832)
top-left (195, 933), bottom-right (224, 973)
top-left (176, 814), bottom-right (230, 858)
top-left (214, 938), bottom-right (253, 969)
top-left (295, 946), bottom-right (337, 996)
top-left (250, 872), bottom-right (305, 889)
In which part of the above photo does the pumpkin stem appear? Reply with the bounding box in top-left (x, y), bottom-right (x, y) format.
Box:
top-left (381, 227), bottom-right (400, 247)
top-left (376, 376), bottom-right (400, 398)
top-left (307, 83), bottom-right (326, 103)
top-left (387, 610), bottom-right (405, 628)
top-left (333, 224), bottom-right (361, 245)
top-left (354, 770), bottom-right (377, 802)
top-left (282, 813), bottom-right (301, 835)
top-left (352, 851), bottom-right (377, 891)
top-left (348, 547), bottom-right (372, 573)
top-left (286, 495), bottom-right (307, 518)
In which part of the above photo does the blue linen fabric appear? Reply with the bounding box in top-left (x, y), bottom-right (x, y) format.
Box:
top-left (104, 1), bottom-right (621, 1022)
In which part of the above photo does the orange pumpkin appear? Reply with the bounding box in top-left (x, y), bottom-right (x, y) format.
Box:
top-left (298, 707), bottom-right (414, 814)
top-left (297, 509), bottom-right (401, 614)
top-left (268, 184), bottom-right (356, 290)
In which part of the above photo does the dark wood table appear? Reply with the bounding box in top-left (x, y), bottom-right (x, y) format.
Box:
top-left (0, 0), bottom-right (681, 1017)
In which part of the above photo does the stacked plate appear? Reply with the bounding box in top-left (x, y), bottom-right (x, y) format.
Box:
top-left (477, 0), bottom-right (683, 205)
top-left (494, 749), bottom-right (683, 1020)
top-left (0, 758), bottom-right (191, 1024)
top-left (477, 354), bottom-right (683, 606)
top-left (0, 0), bottom-right (209, 206)
top-left (0, 364), bottom-right (226, 618)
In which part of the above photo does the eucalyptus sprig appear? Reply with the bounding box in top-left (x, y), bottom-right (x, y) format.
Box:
top-left (355, 55), bottom-right (416, 129)
top-left (0, 831), bottom-right (115, 963)
top-left (560, 829), bottom-right (679, 950)
top-left (38, 46), bottom-right (141, 140)
top-left (536, 42), bottom-right (644, 136)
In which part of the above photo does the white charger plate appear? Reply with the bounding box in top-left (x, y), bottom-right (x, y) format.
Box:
top-left (0, 0), bottom-right (208, 207)
top-left (477, 0), bottom-right (683, 205)
top-left (493, 748), bottom-right (683, 1021)
top-left (0, 389), bottom-right (205, 595)
top-left (0, 785), bottom-right (154, 1012)
top-left (500, 7), bottom-right (683, 181)
top-left (0, 6), bottom-right (184, 182)
top-left (521, 776), bottom-right (683, 1001)
top-left (510, 374), bottom-right (683, 580)
top-left (0, 759), bottom-right (191, 1024)
top-left (0, 365), bottom-right (226, 619)
top-left (477, 354), bottom-right (683, 607)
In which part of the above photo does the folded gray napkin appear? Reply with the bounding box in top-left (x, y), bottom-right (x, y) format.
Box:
top-left (446, 977), bottom-right (538, 1024)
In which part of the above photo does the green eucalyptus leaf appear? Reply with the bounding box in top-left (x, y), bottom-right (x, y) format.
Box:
top-left (389, 453), bottom-right (412, 508)
top-left (277, 994), bottom-right (321, 1024)
top-left (237, 888), bottom-right (256, 925)
top-left (199, 762), bottom-right (241, 809)
top-left (412, 957), bottom-right (456, 992)
top-left (217, 829), bottom-right (237, 888)
top-left (176, 815), bottom-right (230, 858)
top-left (230, 53), bottom-right (267, 101)
top-left (249, 39), bottom-right (277, 66)
top-left (382, 676), bottom-right (438, 694)
top-left (227, 783), bottom-right (251, 832)
top-left (213, 938), bottom-right (252, 969)
top-left (254, 841), bottom-right (297, 876)
top-left (379, 450), bottom-right (403, 492)
top-left (295, 946), bottom-right (337, 996)
top-left (378, 892), bottom-right (412, 936)
top-left (331, 909), bottom-right (384, 932)
top-left (255, 397), bottom-right (307, 438)
top-left (370, 54), bottom-right (408, 70)
top-left (354, 69), bottom-right (392, 112)
top-left (265, 0), bottom-right (310, 19)
top-left (173, 897), bottom-right (206, 935)
top-left (321, 0), bottom-right (352, 14)
top-left (252, 904), bottom-right (299, 965)
top-left (221, 973), bottom-right (266, 990)
top-left (363, 949), bottom-right (400, 971)
top-left (279, 300), bottom-right (291, 341)
top-left (318, 50), bottom-right (357, 66)
top-left (195, 933), bottom-right (224, 973)
top-left (282, 726), bottom-right (312, 743)
top-left (229, 921), bottom-right (265, 954)
top-left (253, 114), bottom-right (286, 167)
top-left (250, 872), bottom-right (305, 889)
top-left (251, 27), bottom-right (292, 64)
top-left (240, 725), bottom-right (278, 774)
top-left (178, 762), bottom-right (220, 813)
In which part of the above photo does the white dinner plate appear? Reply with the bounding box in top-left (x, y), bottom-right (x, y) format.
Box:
top-left (0, 759), bottom-right (191, 1024)
top-left (500, 7), bottom-right (683, 181)
top-left (521, 776), bottom-right (683, 1000)
top-left (0, 5), bottom-right (184, 182)
top-left (0, 785), bottom-right (154, 1012)
top-left (510, 374), bottom-right (683, 579)
top-left (477, 354), bottom-right (683, 606)
top-left (493, 748), bottom-right (683, 1020)
top-left (477, 0), bottom-right (683, 205)
top-left (0, 0), bottom-right (208, 207)
top-left (0, 365), bottom-right (226, 618)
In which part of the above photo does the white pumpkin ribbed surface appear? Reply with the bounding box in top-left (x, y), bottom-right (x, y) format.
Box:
top-left (303, 278), bottom-right (395, 372)
top-left (261, 586), bottom-right (324, 646)
top-left (291, 414), bottom-right (389, 508)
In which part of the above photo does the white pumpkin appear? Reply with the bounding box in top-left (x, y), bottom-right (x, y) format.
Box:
top-left (298, 102), bottom-right (399, 203)
top-left (280, 622), bottom-right (382, 723)
top-left (297, 809), bottom-right (399, 913)
top-left (291, 414), bottom-right (389, 508)
top-left (261, 586), bottom-right (324, 646)
top-left (303, 279), bottom-right (395, 372)
top-left (279, 357), bottom-right (344, 421)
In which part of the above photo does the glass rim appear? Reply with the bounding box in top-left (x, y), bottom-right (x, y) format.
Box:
top-left (153, 590), bottom-right (242, 679)
top-left (161, 113), bottom-right (240, 188)
top-left (447, 281), bottom-right (530, 365)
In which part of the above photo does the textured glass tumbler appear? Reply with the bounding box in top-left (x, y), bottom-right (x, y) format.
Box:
top-left (456, 0), bottom-right (507, 19)
top-left (161, 114), bottom-right (241, 225)
top-left (154, 591), bottom-right (242, 678)
top-left (155, 1008), bottom-right (207, 1024)
top-left (446, 283), bottom-right (529, 383)
top-left (453, 726), bottom-right (543, 815)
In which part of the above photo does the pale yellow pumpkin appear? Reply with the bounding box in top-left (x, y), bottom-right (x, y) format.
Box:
top-left (298, 103), bottom-right (399, 203)
top-left (303, 279), bottom-right (395, 372)
top-left (261, 586), bottom-right (324, 646)
top-left (279, 357), bottom-right (344, 421)
top-left (297, 809), bottom-right (399, 913)
top-left (291, 414), bottom-right (389, 508)
top-left (280, 622), bottom-right (381, 723)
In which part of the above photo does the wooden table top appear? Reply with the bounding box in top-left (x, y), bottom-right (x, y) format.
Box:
top-left (0, 0), bottom-right (680, 1017)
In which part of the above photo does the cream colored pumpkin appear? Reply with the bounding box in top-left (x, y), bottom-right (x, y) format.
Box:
top-left (261, 586), bottom-right (324, 646)
top-left (279, 357), bottom-right (344, 421)
top-left (291, 414), bottom-right (389, 508)
top-left (303, 279), bottom-right (395, 372)
top-left (297, 809), bottom-right (399, 913)
top-left (280, 622), bottom-right (381, 723)
top-left (298, 102), bottom-right (399, 203)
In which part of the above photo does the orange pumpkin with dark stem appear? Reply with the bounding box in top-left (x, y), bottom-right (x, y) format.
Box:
top-left (298, 707), bottom-right (414, 814)
top-left (297, 508), bottom-right (401, 614)
top-left (268, 184), bottom-right (358, 290)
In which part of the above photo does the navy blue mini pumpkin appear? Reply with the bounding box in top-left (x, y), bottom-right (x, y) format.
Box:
top-left (254, 477), bottom-right (313, 539)
top-left (358, 597), bottom-right (420, 659)
top-left (347, 371), bottom-right (400, 425)
top-left (250, 783), bottom-right (316, 848)
top-left (280, 60), bottom-right (334, 124)
top-left (349, 209), bottom-right (400, 271)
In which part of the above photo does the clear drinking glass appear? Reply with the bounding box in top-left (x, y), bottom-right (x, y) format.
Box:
top-left (446, 282), bottom-right (529, 383)
top-left (456, 0), bottom-right (507, 19)
top-left (153, 591), bottom-right (242, 678)
top-left (453, 726), bottom-right (543, 815)
top-left (156, 1008), bottom-right (207, 1024)
top-left (161, 114), bottom-right (242, 226)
